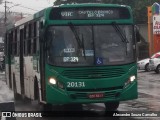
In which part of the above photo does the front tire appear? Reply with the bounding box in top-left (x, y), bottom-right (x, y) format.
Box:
top-left (105, 102), bottom-right (119, 111)
top-left (155, 65), bottom-right (160, 73)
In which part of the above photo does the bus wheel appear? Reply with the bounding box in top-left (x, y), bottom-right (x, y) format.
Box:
top-left (105, 102), bottom-right (119, 111)
top-left (155, 65), bottom-right (160, 74)
top-left (13, 74), bottom-right (21, 100)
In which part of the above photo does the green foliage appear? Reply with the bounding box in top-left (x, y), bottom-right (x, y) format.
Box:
top-left (53, 0), bottom-right (160, 23)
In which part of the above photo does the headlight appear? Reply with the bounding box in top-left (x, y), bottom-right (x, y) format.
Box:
top-left (49, 78), bottom-right (64, 89)
top-left (124, 75), bottom-right (136, 88)
top-left (49, 78), bottom-right (57, 85)
top-left (130, 76), bottom-right (136, 82)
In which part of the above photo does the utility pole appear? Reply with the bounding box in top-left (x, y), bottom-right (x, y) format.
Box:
top-left (4, 1), bottom-right (11, 24)
top-left (4, 1), bottom-right (7, 24)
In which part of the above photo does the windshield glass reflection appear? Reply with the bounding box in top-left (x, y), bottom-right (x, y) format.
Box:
top-left (47, 25), bottom-right (135, 67)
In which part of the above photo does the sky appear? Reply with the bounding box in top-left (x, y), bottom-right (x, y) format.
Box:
top-left (0, 0), bottom-right (56, 14)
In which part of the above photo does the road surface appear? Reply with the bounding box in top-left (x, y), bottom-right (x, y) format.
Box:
top-left (1, 70), bottom-right (160, 120)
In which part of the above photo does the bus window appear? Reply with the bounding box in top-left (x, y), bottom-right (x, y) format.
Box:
top-left (48, 29), bottom-right (65, 57)
top-left (28, 24), bottom-right (32, 55)
top-left (33, 22), bottom-right (37, 54)
top-left (14, 29), bottom-right (17, 55)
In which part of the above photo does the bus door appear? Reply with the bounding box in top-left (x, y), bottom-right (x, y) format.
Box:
top-left (20, 28), bottom-right (25, 95)
top-left (40, 39), bottom-right (46, 101)
top-left (39, 25), bottom-right (46, 101)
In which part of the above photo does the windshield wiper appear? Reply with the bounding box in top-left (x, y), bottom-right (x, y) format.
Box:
top-left (112, 22), bottom-right (129, 55)
top-left (68, 22), bottom-right (86, 58)
top-left (112, 22), bottom-right (129, 43)
top-left (68, 22), bottom-right (82, 48)
top-left (81, 34), bottom-right (86, 59)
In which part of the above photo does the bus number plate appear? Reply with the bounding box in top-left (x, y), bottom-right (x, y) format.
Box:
top-left (67, 82), bottom-right (85, 88)
top-left (88, 93), bottom-right (104, 99)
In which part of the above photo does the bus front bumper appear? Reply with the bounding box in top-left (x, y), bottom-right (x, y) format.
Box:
top-left (46, 81), bottom-right (138, 104)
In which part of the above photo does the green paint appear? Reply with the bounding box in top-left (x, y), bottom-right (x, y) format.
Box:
top-left (45, 63), bottom-right (138, 104)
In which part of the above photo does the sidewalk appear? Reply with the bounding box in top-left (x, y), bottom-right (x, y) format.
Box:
top-left (0, 72), bottom-right (15, 120)
top-left (0, 72), bottom-right (14, 103)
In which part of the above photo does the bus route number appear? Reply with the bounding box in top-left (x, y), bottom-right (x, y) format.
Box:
top-left (63, 57), bottom-right (79, 62)
top-left (67, 82), bottom-right (85, 88)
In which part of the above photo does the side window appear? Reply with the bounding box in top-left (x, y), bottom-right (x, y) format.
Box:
top-left (33, 21), bottom-right (37, 54)
top-left (12, 31), bottom-right (15, 56)
top-left (7, 32), bottom-right (10, 56)
top-left (14, 29), bottom-right (17, 55)
top-left (17, 29), bottom-right (20, 56)
top-left (10, 31), bottom-right (13, 56)
top-left (40, 21), bottom-right (43, 29)
top-left (28, 23), bottom-right (32, 55)
top-left (5, 33), bottom-right (8, 56)
top-left (37, 21), bottom-right (40, 52)
top-left (24, 26), bottom-right (27, 55)
top-left (26, 23), bottom-right (33, 55)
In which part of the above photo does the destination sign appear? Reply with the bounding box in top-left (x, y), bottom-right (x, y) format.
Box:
top-left (50, 7), bottom-right (130, 20)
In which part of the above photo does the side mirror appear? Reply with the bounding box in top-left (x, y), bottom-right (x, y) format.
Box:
top-left (135, 25), bottom-right (140, 42)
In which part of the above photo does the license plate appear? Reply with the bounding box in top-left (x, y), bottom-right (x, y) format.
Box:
top-left (88, 93), bottom-right (104, 99)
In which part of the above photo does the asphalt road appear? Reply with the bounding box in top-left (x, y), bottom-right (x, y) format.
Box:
top-left (1, 70), bottom-right (160, 120)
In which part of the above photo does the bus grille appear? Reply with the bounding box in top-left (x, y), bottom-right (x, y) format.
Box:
top-left (62, 68), bottom-right (125, 79)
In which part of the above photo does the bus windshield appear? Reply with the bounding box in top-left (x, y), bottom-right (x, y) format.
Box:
top-left (47, 25), bottom-right (135, 67)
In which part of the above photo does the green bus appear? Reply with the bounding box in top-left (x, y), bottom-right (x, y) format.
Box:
top-left (5, 3), bottom-right (138, 111)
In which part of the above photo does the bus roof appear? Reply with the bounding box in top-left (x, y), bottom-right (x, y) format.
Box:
top-left (9, 3), bottom-right (131, 30)
top-left (58, 3), bottom-right (129, 8)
